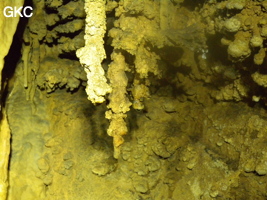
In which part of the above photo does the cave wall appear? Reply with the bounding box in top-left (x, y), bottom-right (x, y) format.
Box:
top-left (0, 1), bottom-right (24, 199)
top-left (3, 0), bottom-right (267, 200)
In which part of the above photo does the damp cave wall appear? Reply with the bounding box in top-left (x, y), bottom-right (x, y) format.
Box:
top-left (3, 0), bottom-right (267, 200)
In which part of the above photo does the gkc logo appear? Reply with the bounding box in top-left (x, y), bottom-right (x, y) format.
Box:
top-left (3, 6), bottom-right (33, 18)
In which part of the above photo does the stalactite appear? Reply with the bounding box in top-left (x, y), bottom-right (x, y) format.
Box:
top-left (106, 51), bottom-right (132, 158)
top-left (22, 44), bottom-right (30, 89)
top-left (76, 0), bottom-right (111, 104)
top-left (28, 37), bottom-right (40, 102)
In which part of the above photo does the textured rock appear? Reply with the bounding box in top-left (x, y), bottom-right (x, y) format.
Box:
top-left (0, 1), bottom-right (24, 199)
top-left (6, 0), bottom-right (267, 200)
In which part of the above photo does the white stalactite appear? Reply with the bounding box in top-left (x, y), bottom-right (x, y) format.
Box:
top-left (76, 0), bottom-right (111, 104)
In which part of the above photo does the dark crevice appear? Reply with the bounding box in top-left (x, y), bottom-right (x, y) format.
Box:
top-left (56, 29), bottom-right (84, 39)
top-left (206, 34), bottom-right (231, 65)
top-left (47, 17), bottom-right (85, 31)
top-left (45, 8), bottom-right (58, 14)
top-left (62, 0), bottom-right (72, 6)
top-left (44, 0), bottom-right (72, 13)
top-left (104, 9), bottom-right (116, 63)
top-left (1, 0), bottom-right (31, 108)
top-left (179, 0), bottom-right (205, 10)
top-left (58, 53), bottom-right (79, 60)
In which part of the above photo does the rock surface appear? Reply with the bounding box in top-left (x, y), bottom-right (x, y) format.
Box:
top-left (3, 0), bottom-right (267, 200)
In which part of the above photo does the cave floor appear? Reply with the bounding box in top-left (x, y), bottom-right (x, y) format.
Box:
top-left (6, 77), bottom-right (267, 200)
